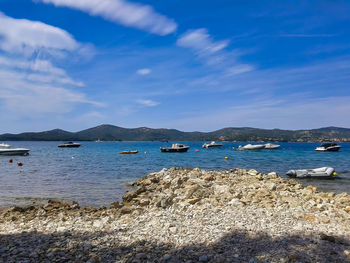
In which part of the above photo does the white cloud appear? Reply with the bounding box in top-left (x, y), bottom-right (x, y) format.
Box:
top-left (226, 64), bottom-right (255, 76)
top-left (177, 28), bottom-right (229, 54)
top-left (0, 12), bottom-right (79, 56)
top-left (0, 55), bottom-right (84, 87)
top-left (136, 68), bottom-right (151, 75)
top-left (136, 99), bottom-right (159, 107)
top-left (177, 28), bottom-right (254, 76)
top-left (37, 0), bottom-right (177, 36)
top-left (0, 68), bottom-right (103, 114)
top-left (0, 56), bottom-right (64, 75)
top-left (279, 34), bottom-right (335, 38)
top-left (0, 12), bottom-right (101, 118)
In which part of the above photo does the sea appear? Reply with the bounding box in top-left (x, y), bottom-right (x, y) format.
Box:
top-left (1, 141), bottom-right (350, 208)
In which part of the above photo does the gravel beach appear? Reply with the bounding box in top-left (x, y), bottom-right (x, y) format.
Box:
top-left (1, 167), bottom-right (350, 262)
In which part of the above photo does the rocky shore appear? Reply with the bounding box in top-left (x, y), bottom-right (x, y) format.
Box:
top-left (1, 167), bottom-right (350, 262)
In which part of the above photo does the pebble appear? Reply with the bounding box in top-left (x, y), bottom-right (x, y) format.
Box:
top-left (0, 167), bottom-right (349, 263)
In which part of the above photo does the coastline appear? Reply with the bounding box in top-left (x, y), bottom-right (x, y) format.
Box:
top-left (1, 167), bottom-right (350, 262)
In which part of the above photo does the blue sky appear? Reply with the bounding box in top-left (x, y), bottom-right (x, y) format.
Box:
top-left (1, 0), bottom-right (350, 133)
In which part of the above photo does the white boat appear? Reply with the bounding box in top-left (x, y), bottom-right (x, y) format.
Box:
top-left (315, 143), bottom-right (341, 152)
top-left (236, 144), bottom-right (265, 150)
top-left (202, 141), bottom-right (223, 148)
top-left (286, 167), bottom-right (337, 179)
top-left (0, 144), bottom-right (30, 156)
top-left (264, 143), bottom-right (280, 149)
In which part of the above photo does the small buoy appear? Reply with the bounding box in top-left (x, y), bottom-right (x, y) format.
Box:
top-left (225, 156), bottom-right (228, 160)
top-left (9, 158), bottom-right (13, 163)
top-left (17, 162), bottom-right (23, 166)
top-left (196, 149), bottom-right (199, 152)
top-left (72, 156), bottom-right (75, 159)
top-left (144, 151), bottom-right (147, 154)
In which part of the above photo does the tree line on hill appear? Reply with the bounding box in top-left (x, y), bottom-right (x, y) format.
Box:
top-left (1, 125), bottom-right (350, 142)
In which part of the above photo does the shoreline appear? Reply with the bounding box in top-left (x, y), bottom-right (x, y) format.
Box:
top-left (1, 167), bottom-right (350, 262)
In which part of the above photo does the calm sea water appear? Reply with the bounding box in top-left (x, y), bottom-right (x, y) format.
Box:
top-left (1, 141), bottom-right (349, 208)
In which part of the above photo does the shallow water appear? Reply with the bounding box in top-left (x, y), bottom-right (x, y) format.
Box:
top-left (0, 141), bottom-right (349, 207)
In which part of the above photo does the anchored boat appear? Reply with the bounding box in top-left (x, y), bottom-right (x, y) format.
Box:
top-left (58, 142), bottom-right (81, 148)
top-left (236, 144), bottom-right (265, 150)
top-left (286, 167), bottom-right (337, 179)
top-left (202, 141), bottom-right (223, 148)
top-left (0, 144), bottom-right (30, 156)
top-left (119, 150), bottom-right (138, 154)
top-left (315, 143), bottom-right (341, 152)
top-left (264, 143), bottom-right (280, 149)
top-left (160, 143), bottom-right (190, 152)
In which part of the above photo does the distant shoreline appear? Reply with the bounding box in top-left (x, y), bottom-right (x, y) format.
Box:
top-left (2, 140), bottom-right (350, 143)
top-left (1, 124), bottom-right (350, 142)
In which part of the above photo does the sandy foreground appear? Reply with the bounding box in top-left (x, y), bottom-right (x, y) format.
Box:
top-left (1, 167), bottom-right (350, 263)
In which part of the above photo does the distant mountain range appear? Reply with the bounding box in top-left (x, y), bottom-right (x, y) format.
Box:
top-left (1, 125), bottom-right (350, 142)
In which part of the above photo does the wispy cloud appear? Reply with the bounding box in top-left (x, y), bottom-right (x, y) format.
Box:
top-left (0, 55), bottom-right (84, 86)
top-left (136, 99), bottom-right (159, 107)
top-left (177, 28), bottom-right (255, 76)
top-left (0, 12), bottom-right (101, 117)
top-left (0, 68), bottom-right (102, 115)
top-left (136, 68), bottom-right (151, 75)
top-left (226, 64), bottom-right (255, 76)
top-left (279, 33), bottom-right (335, 38)
top-left (0, 12), bottom-right (79, 57)
top-left (177, 28), bottom-right (229, 55)
top-left (37, 0), bottom-right (177, 36)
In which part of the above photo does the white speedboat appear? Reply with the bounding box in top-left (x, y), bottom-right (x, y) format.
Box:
top-left (58, 142), bottom-right (81, 148)
top-left (286, 167), bottom-right (337, 179)
top-left (202, 141), bottom-right (223, 148)
top-left (315, 143), bottom-right (341, 152)
top-left (236, 144), bottom-right (265, 150)
top-left (264, 143), bottom-right (280, 149)
top-left (0, 144), bottom-right (30, 156)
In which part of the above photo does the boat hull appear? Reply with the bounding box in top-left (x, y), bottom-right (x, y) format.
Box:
top-left (58, 144), bottom-right (81, 148)
top-left (315, 146), bottom-right (341, 152)
top-left (0, 149), bottom-right (30, 156)
top-left (202, 144), bottom-right (223, 148)
top-left (264, 143), bottom-right (280, 149)
top-left (286, 167), bottom-right (336, 179)
top-left (160, 147), bottom-right (189, 152)
top-left (119, 151), bottom-right (138, 154)
top-left (237, 144), bottom-right (265, 150)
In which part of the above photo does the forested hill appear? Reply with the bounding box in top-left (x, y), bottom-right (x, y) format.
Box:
top-left (1, 125), bottom-right (350, 142)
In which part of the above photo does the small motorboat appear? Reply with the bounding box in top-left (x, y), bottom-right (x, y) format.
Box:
top-left (202, 141), bottom-right (223, 148)
top-left (286, 167), bottom-right (337, 179)
top-left (264, 143), bottom-right (280, 149)
top-left (58, 142), bottom-right (81, 148)
top-left (315, 143), bottom-right (341, 152)
top-left (119, 150), bottom-right (138, 154)
top-left (236, 144), bottom-right (265, 150)
top-left (0, 144), bottom-right (30, 156)
top-left (160, 143), bottom-right (190, 152)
